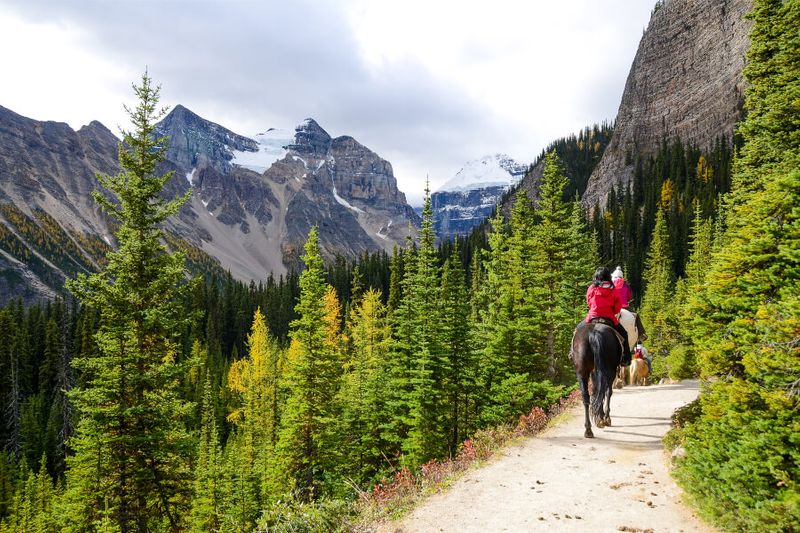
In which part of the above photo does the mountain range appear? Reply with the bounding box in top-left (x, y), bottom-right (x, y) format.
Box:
top-left (431, 154), bottom-right (527, 240)
top-left (0, 104), bottom-right (419, 304)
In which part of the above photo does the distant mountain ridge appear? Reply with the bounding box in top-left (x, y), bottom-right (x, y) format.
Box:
top-left (0, 104), bottom-right (419, 305)
top-left (432, 154), bottom-right (527, 239)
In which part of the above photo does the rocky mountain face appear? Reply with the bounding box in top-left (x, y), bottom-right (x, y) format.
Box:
top-left (0, 105), bottom-right (418, 305)
top-left (582, 0), bottom-right (752, 208)
top-left (431, 154), bottom-right (526, 239)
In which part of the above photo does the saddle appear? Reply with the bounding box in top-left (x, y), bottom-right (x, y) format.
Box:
top-left (589, 316), bottom-right (615, 328)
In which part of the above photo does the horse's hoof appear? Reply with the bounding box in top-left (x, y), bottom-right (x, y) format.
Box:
top-left (604, 417), bottom-right (612, 426)
top-left (585, 430), bottom-right (594, 438)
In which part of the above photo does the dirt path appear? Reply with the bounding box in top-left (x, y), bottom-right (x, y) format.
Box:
top-left (386, 380), bottom-right (714, 533)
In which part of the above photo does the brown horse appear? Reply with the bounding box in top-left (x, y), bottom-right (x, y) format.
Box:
top-left (569, 321), bottom-right (623, 438)
top-left (629, 357), bottom-right (649, 386)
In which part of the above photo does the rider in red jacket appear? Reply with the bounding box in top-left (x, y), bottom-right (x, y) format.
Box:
top-left (585, 266), bottom-right (631, 363)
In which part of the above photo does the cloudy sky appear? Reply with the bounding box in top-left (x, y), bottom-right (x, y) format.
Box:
top-left (0, 0), bottom-right (654, 205)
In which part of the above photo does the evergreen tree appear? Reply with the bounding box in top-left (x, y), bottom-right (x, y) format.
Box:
top-left (403, 183), bottom-right (445, 466)
top-left (337, 289), bottom-right (392, 485)
top-left (63, 73), bottom-right (193, 531)
top-left (190, 377), bottom-right (222, 532)
top-left (439, 244), bottom-right (476, 453)
top-left (276, 227), bottom-right (342, 501)
top-left (639, 209), bottom-right (674, 375)
top-left (667, 203), bottom-right (713, 379)
top-left (480, 190), bottom-right (550, 426)
top-left (530, 152), bottom-right (590, 382)
top-left (674, 2), bottom-right (800, 529)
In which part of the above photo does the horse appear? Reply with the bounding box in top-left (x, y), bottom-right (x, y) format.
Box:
top-left (569, 320), bottom-right (624, 438)
top-left (618, 308), bottom-right (639, 352)
top-left (613, 309), bottom-right (639, 387)
top-left (629, 356), bottom-right (649, 386)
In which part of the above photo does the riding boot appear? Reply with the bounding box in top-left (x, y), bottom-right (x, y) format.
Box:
top-left (634, 313), bottom-right (647, 341)
top-left (614, 323), bottom-right (632, 365)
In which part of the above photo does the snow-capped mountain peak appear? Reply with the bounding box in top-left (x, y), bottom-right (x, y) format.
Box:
top-left (437, 154), bottom-right (527, 193)
top-left (230, 128), bottom-right (295, 174)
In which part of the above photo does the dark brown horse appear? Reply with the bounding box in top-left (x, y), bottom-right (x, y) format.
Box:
top-left (569, 320), bottom-right (623, 438)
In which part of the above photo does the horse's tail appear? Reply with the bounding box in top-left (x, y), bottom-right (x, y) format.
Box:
top-left (589, 329), bottom-right (609, 424)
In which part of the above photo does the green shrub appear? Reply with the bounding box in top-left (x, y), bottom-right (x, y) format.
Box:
top-left (674, 380), bottom-right (800, 532)
top-left (256, 498), bottom-right (352, 532)
top-left (479, 376), bottom-right (563, 427)
top-left (666, 344), bottom-right (698, 380)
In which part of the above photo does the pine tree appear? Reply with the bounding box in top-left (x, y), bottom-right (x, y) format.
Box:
top-left (190, 378), bottom-right (223, 531)
top-left (338, 289), bottom-right (392, 485)
top-left (227, 307), bottom-right (283, 500)
top-left (530, 152), bottom-right (594, 383)
top-left (555, 197), bottom-right (599, 382)
top-left (387, 246), bottom-right (401, 315)
top-left (639, 209), bottom-right (674, 374)
top-left (667, 203), bottom-right (713, 379)
top-left (439, 244), bottom-right (476, 453)
top-left (63, 73), bottom-right (193, 531)
top-left (673, 3), bottom-right (800, 528)
top-left (276, 227), bottom-right (342, 501)
top-left (403, 183), bottom-right (444, 466)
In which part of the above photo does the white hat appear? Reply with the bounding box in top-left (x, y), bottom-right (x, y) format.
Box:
top-left (612, 266), bottom-right (624, 280)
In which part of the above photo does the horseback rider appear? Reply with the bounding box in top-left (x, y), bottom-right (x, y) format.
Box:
top-left (634, 342), bottom-right (652, 373)
top-left (586, 266), bottom-right (632, 364)
top-left (611, 266), bottom-right (647, 341)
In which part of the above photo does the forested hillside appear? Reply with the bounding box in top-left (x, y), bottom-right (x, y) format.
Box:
top-left (0, 75), bottom-right (598, 531)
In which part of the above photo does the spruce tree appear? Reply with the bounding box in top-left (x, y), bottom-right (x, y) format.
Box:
top-left (63, 73), bottom-right (192, 531)
top-left (639, 209), bottom-right (675, 374)
top-left (531, 152), bottom-right (594, 382)
top-left (439, 244), bottom-right (476, 453)
top-left (338, 289), bottom-right (392, 485)
top-left (674, 2), bottom-right (800, 528)
top-left (403, 183), bottom-right (444, 466)
top-left (190, 376), bottom-right (222, 532)
top-left (276, 227), bottom-right (342, 500)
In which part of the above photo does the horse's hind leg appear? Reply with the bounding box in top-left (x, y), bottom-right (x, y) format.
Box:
top-left (603, 382), bottom-right (613, 426)
top-left (579, 375), bottom-right (593, 438)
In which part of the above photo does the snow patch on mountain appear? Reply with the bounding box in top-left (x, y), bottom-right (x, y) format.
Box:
top-left (332, 178), bottom-right (365, 214)
top-left (231, 128), bottom-right (294, 173)
top-left (437, 154), bottom-right (527, 193)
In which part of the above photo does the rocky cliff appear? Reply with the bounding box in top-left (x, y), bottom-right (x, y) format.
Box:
top-left (0, 105), bottom-right (419, 304)
top-left (582, 0), bottom-right (752, 208)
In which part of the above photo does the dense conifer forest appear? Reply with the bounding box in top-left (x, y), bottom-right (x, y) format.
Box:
top-left (0, 1), bottom-right (797, 529)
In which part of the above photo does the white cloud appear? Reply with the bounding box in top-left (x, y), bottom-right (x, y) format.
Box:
top-left (0, 1), bottom-right (654, 206)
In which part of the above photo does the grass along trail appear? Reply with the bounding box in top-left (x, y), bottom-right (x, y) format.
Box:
top-left (382, 380), bottom-right (714, 533)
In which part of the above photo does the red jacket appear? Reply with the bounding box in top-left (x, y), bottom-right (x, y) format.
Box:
top-left (613, 278), bottom-right (632, 309)
top-left (585, 281), bottom-right (622, 325)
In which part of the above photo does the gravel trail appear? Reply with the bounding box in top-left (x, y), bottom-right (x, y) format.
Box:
top-left (386, 380), bottom-right (714, 533)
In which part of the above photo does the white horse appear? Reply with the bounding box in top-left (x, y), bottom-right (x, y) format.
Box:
top-left (618, 308), bottom-right (638, 351)
top-left (614, 309), bottom-right (640, 387)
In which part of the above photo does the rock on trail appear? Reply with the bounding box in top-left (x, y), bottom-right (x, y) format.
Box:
top-left (385, 380), bottom-right (715, 533)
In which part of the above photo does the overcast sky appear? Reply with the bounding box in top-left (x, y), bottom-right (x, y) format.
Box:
top-left (0, 0), bottom-right (654, 205)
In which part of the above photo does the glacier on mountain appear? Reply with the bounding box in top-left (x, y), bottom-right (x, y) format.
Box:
top-left (230, 128), bottom-right (294, 173)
